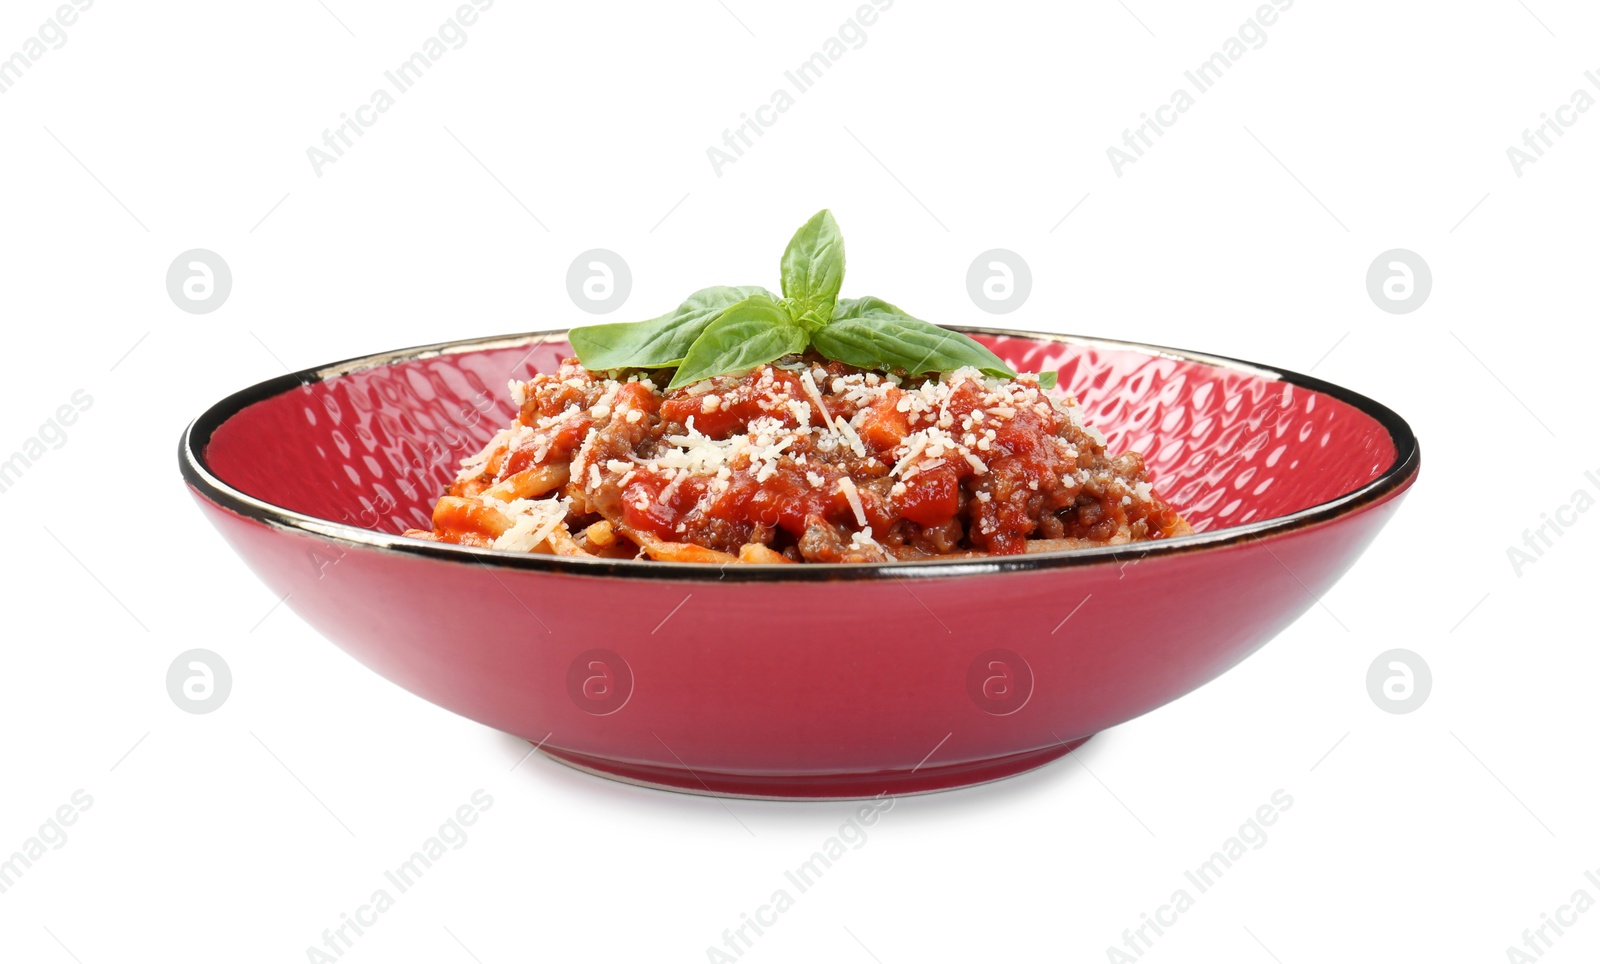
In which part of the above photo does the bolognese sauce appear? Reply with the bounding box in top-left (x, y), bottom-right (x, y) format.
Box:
top-left (406, 355), bottom-right (1190, 564)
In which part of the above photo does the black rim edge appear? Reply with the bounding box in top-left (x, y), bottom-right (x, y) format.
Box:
top-left (178, 327), bottom-right (1421, 584)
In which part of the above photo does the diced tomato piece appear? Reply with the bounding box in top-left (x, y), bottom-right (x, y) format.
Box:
top-left (899, 465), bottom-right (960, 527)
top-left (857, 397), bottom-right (911, 452)
top-left (548, 415), bottom-right (592, 456)
top-left (620, 477), bottom-right (676, 538)
top-left (615, 381), bottom-right (661, 416)
top-left (660, 394), bottom-right (745, 437)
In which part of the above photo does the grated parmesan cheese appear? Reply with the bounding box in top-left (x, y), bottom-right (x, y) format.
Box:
top-left (849, 528), bottom-right (889, 558)
top-left (491, 497), bottom-right (570, 552)
top-left (837, 477), bottom-right (868, 527)
top-left (798, 369), bottom-right (833, 432)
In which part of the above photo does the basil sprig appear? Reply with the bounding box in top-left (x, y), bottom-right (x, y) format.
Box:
top-left (566, 285), bottom-right (773, 371)
top-left (567, 210), bottom-right (1033, 390)
top-left (779, 209), bottom-right (846, 331)
top-left (814, 298), bottom-right (1012, 380)
top-left (671, 292), bottom-right (808, 388)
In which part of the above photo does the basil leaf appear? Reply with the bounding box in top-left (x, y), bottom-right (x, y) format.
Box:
top-left (812, 309), bottom-right (1016, 379)
top-left (667, 294), bottom-right (809, 390)
top-left (779, 210), bottom-right (845, 331)
top-left (1036, 371), bottom-right (1059, 390)
top-left (832, 295), bottom-right (900, 319)
top-left (567, 285), bottom-right (771, 371)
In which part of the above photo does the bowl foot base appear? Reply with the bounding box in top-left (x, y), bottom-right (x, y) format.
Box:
top-left (538, 736), bottom-right (1093, 801)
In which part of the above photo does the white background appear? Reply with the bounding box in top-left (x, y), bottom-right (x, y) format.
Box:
top-left (2, 1), bottom-right (1597, 961)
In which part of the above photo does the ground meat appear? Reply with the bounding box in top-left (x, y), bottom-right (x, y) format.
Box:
top-left (419, 353), bottom-right (1190, 560)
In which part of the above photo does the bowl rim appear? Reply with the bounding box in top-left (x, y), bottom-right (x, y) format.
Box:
top-left (179, 326), bottom-right (1420, 583)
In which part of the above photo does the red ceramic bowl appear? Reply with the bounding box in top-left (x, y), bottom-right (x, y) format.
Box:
top-left (180, 328), bottom-right (1418, 799)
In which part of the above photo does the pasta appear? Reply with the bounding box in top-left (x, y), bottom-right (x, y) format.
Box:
top-left (403, 355), bottom-right (1191, 563)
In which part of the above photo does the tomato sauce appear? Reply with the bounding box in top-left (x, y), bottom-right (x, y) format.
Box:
top-left (426, 355), bottom-right (1188, 562)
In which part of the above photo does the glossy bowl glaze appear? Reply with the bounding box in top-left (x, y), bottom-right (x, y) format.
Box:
top-left (180, 328), bottom-right (1418, 799)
